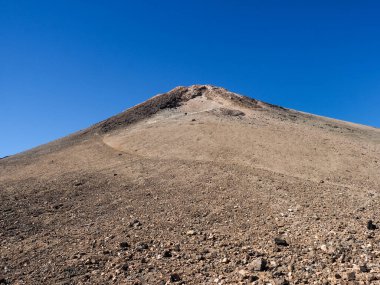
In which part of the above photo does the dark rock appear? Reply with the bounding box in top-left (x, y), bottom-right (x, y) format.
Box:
top-left (163, 250), bottom-right (172, 258)
top-left (346, 272), bottom-right (356, 281)
top-left (170, 273), bottom-right (181, 282)
top-left (0, 278), bottom-right (7, 285)
top-left (136, 242), bottom-right (149, 251)
top-left (53, 203), bottom-right (64, 210)
top-left (191, 119), bottom-right (196, 122)
top-left (249, 276), bottom-right (259, 282)
top-left (274, 238), bottom-right (289, 247)
top-left (360, 265), bottom-right (369, 273)
top-left (367, 220), bottom-right (377, 230)
top-left (121, 263), bottom-right (128, 271)
top-left (119, 242), bottom-right (129, 249)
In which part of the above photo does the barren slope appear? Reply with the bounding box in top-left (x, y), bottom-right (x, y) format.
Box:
top-left (1, 85), bottom-right (380, 285)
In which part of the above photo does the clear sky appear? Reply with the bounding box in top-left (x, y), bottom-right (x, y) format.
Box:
top-left (1, 1), bottom-right (380, 157)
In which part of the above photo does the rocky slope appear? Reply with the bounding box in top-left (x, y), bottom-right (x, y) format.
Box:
top-left (1, 85), bottom-right (380, 285)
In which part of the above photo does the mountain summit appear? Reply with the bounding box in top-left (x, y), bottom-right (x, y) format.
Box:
top-left (1, 86), bottom-right (379, 284)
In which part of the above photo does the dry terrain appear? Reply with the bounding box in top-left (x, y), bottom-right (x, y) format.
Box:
top-left (1, 85), bottom-right (380, 285)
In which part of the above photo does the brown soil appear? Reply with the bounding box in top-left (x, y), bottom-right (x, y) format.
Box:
top-left (1, 85), bottom-right (380, 285)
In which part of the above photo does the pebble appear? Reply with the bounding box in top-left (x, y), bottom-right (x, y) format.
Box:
top-left (119, 242), bottom-right (129, 249)
top-left (360, 265), bottom-right (369, 273)
top-left (163, 250), bottom-right (172, 258)
top-left (170, 273), bottom-right (181, 282)
top-left (367, 220), bottom-right (377, 230)
top-left (345, 272), bottom-right (356, 281)
top-left (121, 264), bottom-right (128, 271)
top-left (320, 244), bottom-right (327, 252)
top-left (274, 238), bottom-right (289, 247)
top-left (186, 230), bottom-right (196, 236)
top-left (249, 258), bottom-right (267, 271)
top-left (129, 219), bottom-right (142, 228)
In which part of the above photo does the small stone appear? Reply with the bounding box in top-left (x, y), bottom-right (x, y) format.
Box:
top-left (360, 265), bottom-right (369, 273)
top-left (249, 276), bottom-right (259, 282)
top-left (129, 219), bottom-right (142, 228)
top-left (121, 264), bottom-right (128, 271)
top-left (345, 272), bottom-right (356, 281)
top-left (186, 230), bottom-right (196, 236)
top-left (119, 242), bottom-right (129, 249)
top-left (170, 273), bottom-right (181, 282)
top-left (274, 277), bottom-right (289, 285)
top-left (136, 243), bottom-right (149, 251)
top-left (221, 257), bottom-right (229, 263)
top-left (274, 238), bottom-right (289, 247)
top-left (367, 220), bottom-right (377, 230)
top-left (320, 244), bottom-right (327, 252)
top-left (249, 258), bottom-right (267, 271)
top-left (163, 250), bottom-right (172, 258)
top-left (173, 244), bottom-right (181, 251)
top-left (238, 269), bottom-right (249, 277)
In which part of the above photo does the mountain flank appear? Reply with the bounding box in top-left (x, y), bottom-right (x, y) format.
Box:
top-left (1, 85), bottom-right (380, 284)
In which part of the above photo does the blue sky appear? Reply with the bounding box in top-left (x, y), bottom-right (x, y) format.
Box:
top-left (1, 1), bottom-right (380, 157)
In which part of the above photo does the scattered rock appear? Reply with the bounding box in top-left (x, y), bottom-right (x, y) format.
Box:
top-left (238, 269), bottom-right (249, 277)
top-left (136, 242), bottom-right (149, 251)
top-left (345, 272), bottom-right (356, 281)
top-left (320, 244), bottom-right (327, 252)
top-left (129, 219), bottom-right (142, 228)
top-left (121, 264), bottom-right (128, 271)
top-left (186, 230), bottom-right (196, 236)
top-left (274, 238), bottom-right (289, 247)
top-left (170, 273), bottom-right (181, 282)
top-left (360, 265), bottom-right (369, 273)
top-left (248, 258), bottom-right (267, 271)
top-left (163, 250), bottom-right (172, 258)
top-left (274, 277), bottom-right (289, 285)
top-left (367, 220), bottom-right (377, 230)
top-left (119, 242), bottom-right (129, 249)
